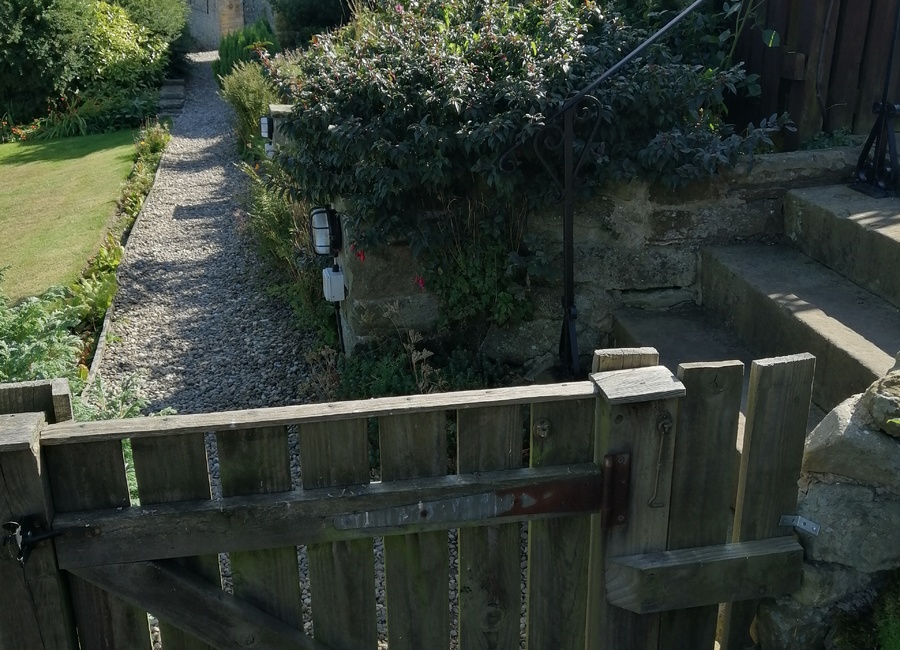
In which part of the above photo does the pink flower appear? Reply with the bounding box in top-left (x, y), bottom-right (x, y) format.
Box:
top-left (395, 3), bottom-right (404, 13)
top-left (414, 274), bottom-right (425, 290)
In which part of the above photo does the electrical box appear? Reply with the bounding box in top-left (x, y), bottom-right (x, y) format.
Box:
top-left (323, 266), bottom-right (345, 302)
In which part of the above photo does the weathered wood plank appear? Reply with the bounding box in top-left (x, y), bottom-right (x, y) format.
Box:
top-left (760, 0), bottom-right (790, 116)
top-left (299, 419), bottom-right (377, 650)
top-left (42, 382), bottom-right (599, 445)
top-left (854, 0), bottom-right (900, 133)
top-left (0, 413), bottom-right (78, 650)
top-left (606, 537), bottom-right (803, 614)
top-left (71, 561), bottom-right (333, 650)
top-left (825, 0), bottom-right (872, 131)
top-left (456, 405), bottom-right (522, 650)
top-left (217, 426), bottom-right (304, 629)
top-left (54, 464), bottom-right (603, 569)
top-left (51, 378), bottom-right (74, 423)
top-left (660, 361), bottom-right (744, 649)
top-left (44, 438), bottom-right (150, 649)
top-left (131, 433), bottom-right (219, 650)
top-left (590, 366), bottom-right (686, 405)
top-left (586, 350), bottom-right (660, 650)
top-left (592, 391), bottom-right (680, 650)
top-left (380, 412), bottom-right (449, 650)
top-left (591, 347), bottom-right (659, 373)
top-left (526, 398), bottom-right (594, 650)
top-left (720, 353), bottom-right (815, 650)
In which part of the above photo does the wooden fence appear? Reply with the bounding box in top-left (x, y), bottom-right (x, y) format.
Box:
top-left (0, 350), bottom-right (815, 650)
top-left (734, 0), bottom-right (900, 145)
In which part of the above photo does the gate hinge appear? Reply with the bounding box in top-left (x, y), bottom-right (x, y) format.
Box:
top-left (2, 515), bottom-right (62, 567)
top-left (601, 453), bottom-right (630, 529)
top-left (779, 514), bottom-right (820, 536)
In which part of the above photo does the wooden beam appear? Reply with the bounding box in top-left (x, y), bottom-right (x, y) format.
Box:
top-left (591, 348), bottom-right (659, 373)
top-left (71, 561), bottom-right (332, 650)
top-left (606, 537), bottom-right (803, 614)
top-left (54, 464), bottom-right (603, 569)
top-left (42, 382), bottom-right (599, 446)
top-left (590, 366), bottom-right (686, 405)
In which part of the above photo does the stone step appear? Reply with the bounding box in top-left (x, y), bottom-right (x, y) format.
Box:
top-left (785, 184), bottom-right (900, 309)
top-left (701, 243), bottom-right (900, 411)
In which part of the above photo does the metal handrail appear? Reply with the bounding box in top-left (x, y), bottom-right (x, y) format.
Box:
top-left (499, 0), bottom-right (708, 378)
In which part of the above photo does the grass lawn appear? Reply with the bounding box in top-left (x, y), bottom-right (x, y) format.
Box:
top-left (0, 131), bottom-right (135, 302)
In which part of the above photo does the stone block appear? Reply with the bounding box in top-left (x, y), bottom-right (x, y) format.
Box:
top-left (859, 372), bottom-right (900, 437)
top-left (752, 596), bottom-right (830, 650)
top-left (798, 480), bottom-right (900, 573)
top-left (803, 395), bottom-right (900, 488)
top-left (793, 562), bottom-right (871, 608)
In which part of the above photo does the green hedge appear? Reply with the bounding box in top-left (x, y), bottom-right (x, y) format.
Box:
top-left (212, 19), bottom-right (280, 84)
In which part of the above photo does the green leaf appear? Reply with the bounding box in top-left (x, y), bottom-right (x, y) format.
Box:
top-left (761, 29), bottom-right (780, 48)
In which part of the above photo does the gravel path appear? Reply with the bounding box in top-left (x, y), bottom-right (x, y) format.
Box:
top-left (99, 51), bottom-right (313, 414)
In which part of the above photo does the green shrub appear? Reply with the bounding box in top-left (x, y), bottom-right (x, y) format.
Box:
top-left (113, 0), bottom-right (188, 42)
top-left (219, 60), bottom-right (281, 155)
top-left (212, 19), bottom-right (280, 84)
top-left (0, 0), bottom-right (93, 122)
top-left (270, 0), bottom-right (351, 48)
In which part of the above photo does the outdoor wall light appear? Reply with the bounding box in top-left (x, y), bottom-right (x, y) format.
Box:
top-left (309, 207), bottom-right (342, 256)
top-left (259, 115), bottom-right (274, 140)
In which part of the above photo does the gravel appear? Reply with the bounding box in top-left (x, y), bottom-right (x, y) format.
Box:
top-left (98, 52), bottom-right (527, 650)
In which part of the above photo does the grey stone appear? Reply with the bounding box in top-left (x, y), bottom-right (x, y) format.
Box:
top-left (752, 596), bottom-right (830, 650)
top-left (893, 351), bottom-right (900, 372)
top-left (803, 395), bottom-right (900, 488)
top-left (793, 562), bottom-right (871, 608)
top-left (798, 480), bottom-right (900, 573)
top-left (859, 372), bottom-right (900, 437)
top-left (482, 319), bottom-right (559, 366)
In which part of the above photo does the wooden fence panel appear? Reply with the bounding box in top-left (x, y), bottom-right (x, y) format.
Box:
top-left (525, 397), bottom-right (594, 650)
top-left (456, 405), bottom-right (523, 650)
top-left (131, 433), bottom-right (219, 650)
top-left (299, 419), bottom-right (377, 650)
top-left (826, 0), bottom-right (873, 132)
top-left (660, 361), bottom-right (744, 650)
top-left (216, 426), bottom-right (304, 629)
top-left (379, 412), bottom-right (449, 650)
top-left (719, 353), bottom-right (815, 650)
top-left (854, 0), bottom-right (900, 134)
top-left (45, 438), bottom-right (150, 649)
top-left (592, 366), bottom-right (683, 650)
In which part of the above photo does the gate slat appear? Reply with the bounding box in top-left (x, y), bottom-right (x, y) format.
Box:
top-left (45, 440), bottom-right (151, 649)
top-left (854, 0), bottom-right (900, 134)
top-left (825, 0), bottom-right (872, 132)
top-left (719, 354), bottom-right (815, 650)
top-left (456, 405), bottom-right (522, 650)
top-left (216, 426), bottom-right (304, 629)
top-left (131, 433), bottom-right (219, 650)
top-left (659, 361), bottom-right (744, 650)
top-left (591, 376), bottom-right (682, 650)
top-left (299, 419), bottom-right (377, 649)
top-left (525, 398), bottom-right (594, 650)
top-left (380, 412), bottom-right (449, 650)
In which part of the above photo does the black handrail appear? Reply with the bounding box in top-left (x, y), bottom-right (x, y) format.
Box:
top-left (499, 0), bottom-right (708, 378)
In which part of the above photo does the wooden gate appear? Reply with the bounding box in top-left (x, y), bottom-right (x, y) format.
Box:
top-left (0, 349), bottom-right (815, 650)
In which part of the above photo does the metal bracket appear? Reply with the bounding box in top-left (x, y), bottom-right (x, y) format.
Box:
top-left (601, 453), bottom-right (631, 529)
top-left (779, 515), bottom-right (820, 536)
top-left (2, 516), bottom-right (62, 566)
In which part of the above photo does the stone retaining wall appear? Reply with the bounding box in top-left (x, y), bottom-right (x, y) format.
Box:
top-left (336, 147), bottom-right (858, 369)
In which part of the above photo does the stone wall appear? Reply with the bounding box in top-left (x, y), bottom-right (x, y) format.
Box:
top-left (243, 0), bottom-right (274, 27)
top-left (188, 0), bottom-right (258, 49)
top-left (753, 354), bottom-right (900, 649)
top-left (336, 147), bottom-right (858, 368)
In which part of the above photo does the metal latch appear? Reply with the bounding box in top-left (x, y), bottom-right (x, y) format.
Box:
top-left (779, 514), bottom-right (820, 536)
top-left (2, 516), bottom-right (62, 566)
top-left (601, 453), bottom-right (631, 529)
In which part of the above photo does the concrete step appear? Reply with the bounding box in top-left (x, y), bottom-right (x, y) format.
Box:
top-left (785, 184), bottom-right (900, 309)
top-left (701, 243), bottom-right (900, 411)
top-left (612, 304), bottom-right (826, 433)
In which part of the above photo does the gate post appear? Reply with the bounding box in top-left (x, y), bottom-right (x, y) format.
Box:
top-left (0, 411), bottom-right (78, 649)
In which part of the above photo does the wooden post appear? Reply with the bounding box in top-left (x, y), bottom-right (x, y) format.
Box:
top-left (719, 354), bottom-right (815, 649)
top-left (299, 419), bottom-right (378, 649)
top-left (0, 379), bottom-right (73, 423)
top-left (0, 412), bottom-right (78, 649)
top-left (590, 366), bottom-right (686, 650)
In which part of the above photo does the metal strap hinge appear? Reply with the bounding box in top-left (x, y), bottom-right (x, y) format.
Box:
top-left (600, 453), bottom-right (631, 529)
top-left (779, 514), bottom-right (820, 536)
